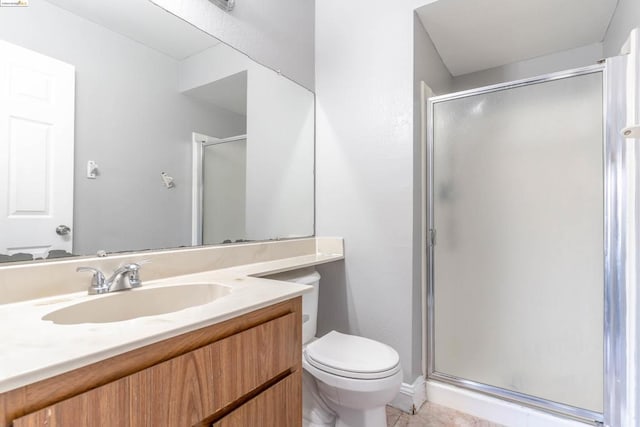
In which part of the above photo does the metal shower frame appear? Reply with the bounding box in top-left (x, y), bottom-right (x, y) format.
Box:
top-left (426, 59), bottom-right (634, 426)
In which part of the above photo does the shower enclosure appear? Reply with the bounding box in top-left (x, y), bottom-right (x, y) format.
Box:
top-left (426, 33), bottom-right (640, 426)
top-left (192, 133), bottom-right (247, 245)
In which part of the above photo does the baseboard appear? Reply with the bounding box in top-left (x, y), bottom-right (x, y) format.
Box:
top-left (389, 375), bottom-right (427, 414)
top-left (426, 380), bottom-right (595, 427)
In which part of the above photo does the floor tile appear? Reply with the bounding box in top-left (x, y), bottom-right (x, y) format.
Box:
top-left (386, 405), bottom-right (403, 426)
top-left (386, 402), bottom-right (502, 427)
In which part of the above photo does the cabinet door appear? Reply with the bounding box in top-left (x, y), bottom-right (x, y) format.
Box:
top-left (10, 379), bottom-right (130, 426)
top-left (212, 371), bottom-right (301, 427)
top-left (13, 312), bottom-right (299, 427)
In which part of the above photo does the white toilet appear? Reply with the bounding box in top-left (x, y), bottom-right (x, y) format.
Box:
top-left (268, 268), bottom-right (403, 427)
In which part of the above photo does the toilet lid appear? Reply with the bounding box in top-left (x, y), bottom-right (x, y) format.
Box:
top-left (304, 331), bottom-right (400, 380)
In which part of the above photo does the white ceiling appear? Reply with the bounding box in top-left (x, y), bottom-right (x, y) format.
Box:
top-left (46, 0), bottom-right (220, 60)
top-left (416, 0), bottom-right (618, 76)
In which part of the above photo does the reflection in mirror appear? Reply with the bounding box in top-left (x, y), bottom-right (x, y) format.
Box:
top-left (200, 134), bottom-right (248, 245)
top-left (0, 0), bottom-right (315, 264)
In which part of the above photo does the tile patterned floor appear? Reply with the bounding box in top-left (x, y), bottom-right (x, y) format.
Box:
top-left (386, 403), bottom-right (504, 427)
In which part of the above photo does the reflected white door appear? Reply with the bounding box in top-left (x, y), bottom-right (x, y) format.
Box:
top-left (0, 40), bottom-right (75, 258)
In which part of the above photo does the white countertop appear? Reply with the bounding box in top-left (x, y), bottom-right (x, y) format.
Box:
top-left (0, 251), bottom-right (342, 394)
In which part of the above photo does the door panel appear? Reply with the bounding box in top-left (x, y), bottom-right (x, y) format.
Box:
top-left (0, 40), bottom-right (75, 258)
top-left (430, 72), bottom-right (604, 412)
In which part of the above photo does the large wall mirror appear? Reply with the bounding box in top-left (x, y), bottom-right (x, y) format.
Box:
top-left (0, 0), bottom-right (315, 264)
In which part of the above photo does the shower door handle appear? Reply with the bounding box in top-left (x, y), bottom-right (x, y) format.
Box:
top-left (428, 229), bottom-right (437, 247)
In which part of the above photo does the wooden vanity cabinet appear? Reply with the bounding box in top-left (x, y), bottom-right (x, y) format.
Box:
top-left (0, 298), bottom-right (302, 427)
top-left (211, 371), bottom-right (301, 427)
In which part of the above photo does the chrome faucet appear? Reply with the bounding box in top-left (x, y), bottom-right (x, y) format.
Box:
top-left (77, 262), bottom-right (146, 295)
top-left (106, 263), bottom-right (143, 292)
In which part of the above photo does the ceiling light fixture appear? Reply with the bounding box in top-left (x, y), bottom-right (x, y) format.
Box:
top-left (210, 0), bottom-right (234, 12)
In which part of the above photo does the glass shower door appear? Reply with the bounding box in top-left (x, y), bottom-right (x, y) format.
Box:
top-left (428, 69), bottom-right (604, 419)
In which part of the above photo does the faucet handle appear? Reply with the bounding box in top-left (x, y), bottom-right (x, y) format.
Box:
top-left (76, 267), bottom-right (107, 294)
top-left (129, 259), bottom-right (151, 288)
top-left (122, 260), bottom-right (149, 288)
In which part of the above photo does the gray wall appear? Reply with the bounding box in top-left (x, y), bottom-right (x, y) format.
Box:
top-left (603, 0), bottom-right (640, 57)
top-left (150, 0), bottom-right (315, 91)
top-left (414, 15), bottom-right (453, 96)
top-left (315, 0), bottom-right (437, 384)
top-left (0, 0), bottom-right (246, 255)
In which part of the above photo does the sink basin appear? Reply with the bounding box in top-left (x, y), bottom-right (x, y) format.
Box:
top-left (42, 283), bottom-right (232, 325)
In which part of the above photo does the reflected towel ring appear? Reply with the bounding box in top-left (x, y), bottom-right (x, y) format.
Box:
top-left (161, 172), bottom-right (175, 189)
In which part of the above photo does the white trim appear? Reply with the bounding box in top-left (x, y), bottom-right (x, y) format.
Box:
top-left (191, 132), bottom-right (206, 246)
top-left (389, 375), bottom-right (427, 414)
top-left (620, 27), bottom-right (640, 427)
top-left (426, 381), bottom-right (593, 427)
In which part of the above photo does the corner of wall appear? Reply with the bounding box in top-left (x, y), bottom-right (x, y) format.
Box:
top-left (390, 375), bottom-right (427, 414)
top-left (603, 0), bottom-right (640, 57)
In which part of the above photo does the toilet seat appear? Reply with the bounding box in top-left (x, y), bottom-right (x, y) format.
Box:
top-left (304, 331), bottom-right (401, 380)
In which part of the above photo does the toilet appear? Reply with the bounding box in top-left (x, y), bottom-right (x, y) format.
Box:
top-left (267, 268), bottom-right (403, 427)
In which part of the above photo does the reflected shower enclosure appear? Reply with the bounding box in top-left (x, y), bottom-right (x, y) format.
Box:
top-left (202, 137), bottom-right (247, 244)
top-left (427, 68), bottom-right (604, 421)
top-left (192, 134), bottom-right (248, 246)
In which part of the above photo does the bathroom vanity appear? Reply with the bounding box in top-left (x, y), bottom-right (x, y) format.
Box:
top-left (2, 299), bottom-right (301, 426)
top-left (0, 238), bottom-right (344, 427)
top-left (0, 0), bottom-right (327, 423)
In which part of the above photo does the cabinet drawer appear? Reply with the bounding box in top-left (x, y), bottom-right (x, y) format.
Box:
top-left (212, 370), bottom-right (301, 427)
top-left (13, 312), bottom-right (299, 427)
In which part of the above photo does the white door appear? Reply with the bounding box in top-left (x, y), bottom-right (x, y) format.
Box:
top-left (0, 40), bottom-right (75, 259)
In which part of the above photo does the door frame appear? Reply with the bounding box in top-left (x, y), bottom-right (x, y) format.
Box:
top-left (420, 81), bottom-right (433, 380)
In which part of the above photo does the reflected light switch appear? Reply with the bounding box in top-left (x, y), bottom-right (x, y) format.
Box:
top-left (87, 160), bottom-right (98, 179)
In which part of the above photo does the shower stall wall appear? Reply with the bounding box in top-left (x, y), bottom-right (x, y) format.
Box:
top-left (426, 58), bottom-right (631, 425)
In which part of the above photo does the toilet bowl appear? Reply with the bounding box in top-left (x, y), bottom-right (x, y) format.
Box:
top-left (265, 268), bottom-right (402, 427)
top-left (303, 330), bottom-right (402, 427)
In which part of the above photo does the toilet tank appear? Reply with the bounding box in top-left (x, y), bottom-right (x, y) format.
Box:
top-left (264, 267), bottom-right (320, 344)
